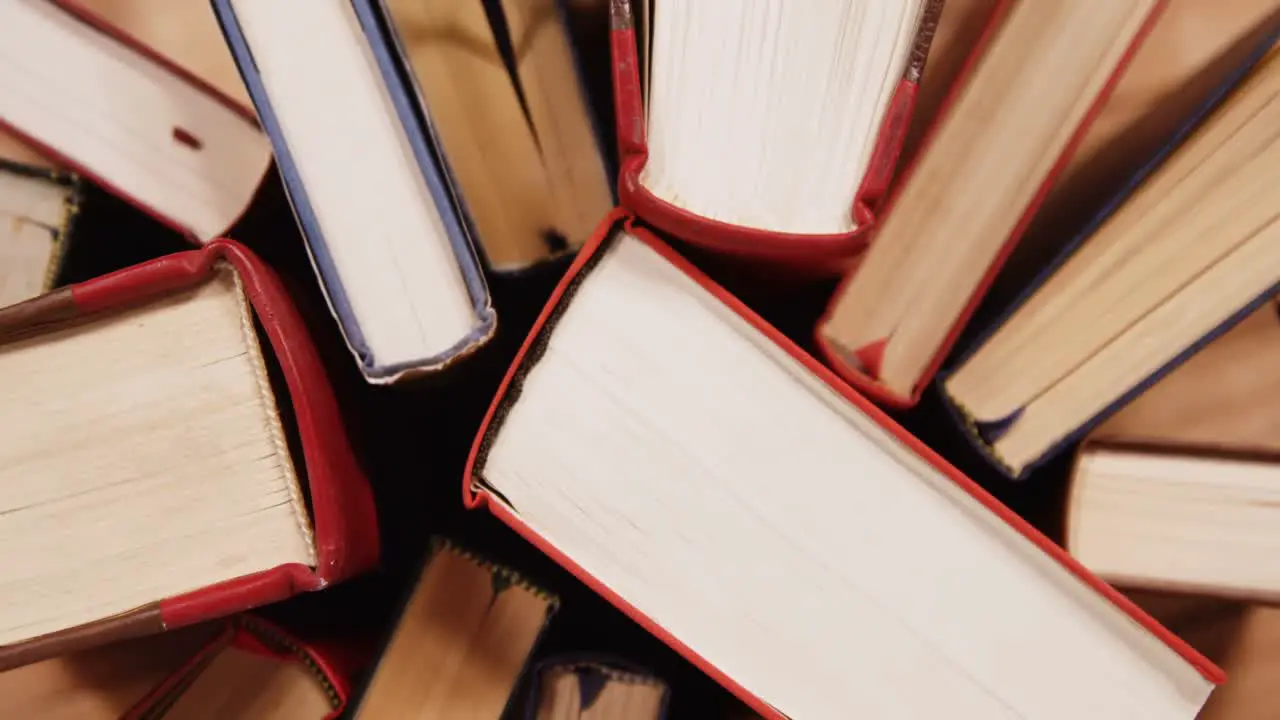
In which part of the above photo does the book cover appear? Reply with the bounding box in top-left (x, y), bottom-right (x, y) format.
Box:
top-left (815, 0), bottom-right (1172, 408)
top-left (354, 538), bottom-right (558, 719)
top-left (212, 0), bottom-right (498, 383)
top-left (462, 210), bottom-right (1222, 720)
top-left (0, 240), bottom-right (379, 669)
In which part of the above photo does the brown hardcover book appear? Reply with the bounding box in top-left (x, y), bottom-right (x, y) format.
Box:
top-left (1067, 301), bottom-right (1280, 601)
top-left (355, 539), bottom-right (558, 719)
top-left (380, 0), bottom-right (613, 271)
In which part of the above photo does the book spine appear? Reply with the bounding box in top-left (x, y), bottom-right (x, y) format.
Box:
top-left (937, 22), bottom-right (1280, 479)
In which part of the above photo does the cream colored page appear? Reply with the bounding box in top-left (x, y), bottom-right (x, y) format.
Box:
top-left (1094, 302), bottom-right (1280, 451)
top-left (0, 170), bottom-right (71, 306)
top-left (229, 0), bottom-right (477, 369)
top-left (0, 0), bottom-right (271, 240)
top-left (0, 273), bottom-right (314, 644)
top-left (825, 0), bottom-right (1159, 396)
top-left (485, 234), bottom-right (1211, 720)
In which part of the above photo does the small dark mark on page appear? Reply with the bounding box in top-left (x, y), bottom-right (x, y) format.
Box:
top-left (172, 127), bottom-right (203, 150)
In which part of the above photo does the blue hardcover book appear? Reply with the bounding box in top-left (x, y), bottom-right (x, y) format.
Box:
top-left (212, 0), bottom-right (496, 383)
top-left (939, 32), bottom-right (1280, 480)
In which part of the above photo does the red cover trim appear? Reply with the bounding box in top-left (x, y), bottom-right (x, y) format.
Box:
top-left (463, 211), bottom-right (1223, 716)
top-left (818, 0), bottom-right (1172, 407)
top-left (608, 5), bottom-right (920, 271)
top-left (0, 1), bottom-right (265, 241)
top-left (70, 240), bottom-right (379, 630)
top-left (123, 617), bottom-right (357, 720)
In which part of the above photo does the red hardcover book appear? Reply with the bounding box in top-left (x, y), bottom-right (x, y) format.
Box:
top-left (0, 240), bottom-right (378, 669)
top-left (816, 0), bottom-right (1169, 407)
top-left (0, 0), bottom-right (272, 242)
top-left (609, 0), bottom-right (945, 270)
top-left (464, 211), bottom-right (1222, 720)
top-left (126, 616), bottom-right (371, 720)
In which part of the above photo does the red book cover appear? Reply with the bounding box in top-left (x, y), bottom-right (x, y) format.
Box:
top-left (0, 0), bottom-right (272, 243)
top-left (0, 240), bottom-right (379, 669)
top-left (609, 0), bottom-right (945, 271)
top-left (126, 616), bottom-right (372, 720)
top-left (463, 210), bottom-right (1223, 720)
top-left (815, 0), bottom-right (1170, 408)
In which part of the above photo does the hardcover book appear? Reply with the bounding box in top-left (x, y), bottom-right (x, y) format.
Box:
top-left (817, 0), bottom-right (1169, 407)
top-left (610, 0), bottom-right (945, 269)
top-left (0, 240), bottom-right (379, 669)
top-left (941, 35), bottom-right (1280, 479)
top-left (354, 539), bottom-right (557, 719)
top-left (379, 0), bottom-right (615, 272)
top-left (0, 0), bottom-right (272, 242)
top-left (0, 159), bottom-right (80, 307)
top-left (127, 616), bottom-right (362, 720)
top-left (464, 212), bottom-right (1221, 720)
top-left (1065, 301), bottom-right (1280, 601)
top-left (213, 0), bottom-right (497, 383)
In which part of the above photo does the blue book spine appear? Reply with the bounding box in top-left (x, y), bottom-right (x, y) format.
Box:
top-left (211, 0), bottom-right (496, 383)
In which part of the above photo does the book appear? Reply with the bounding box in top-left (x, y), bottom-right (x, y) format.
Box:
top-left (380, 0), bottom-right (615, 272)
top-left (0, 240), bottom-right (379, 668)
top-left (941, 37), bottom-right (1280, 479)
top-left (817, 0), bottom-right (1169, 406)
top-left (1065, 302), bottom-right (1280, 601)
top-left (57, 0), bottom-right (253, 108)
top-left (0, 624), bottom-right (220, 720)
top-left (528, 658), bottom-right (669, 720)
top-left (464, 213), bottom-right (1221, 720)
top-left (127, 616), bottom-right (359, 720)
top-left (0, 159), bottom-right (80, 307)
top-left (354, 539), bottom-right (557, 719)
top-left (213, 0), bottom-right (497, 383)
top-left (610, 0), bottom-right (945, 268)
top-left (1130, 593), bottom-right (1280, 720)
top-left (0, 0), bottom-right (272, 242)
top-left (901, 0), bottom-right (1280, 297)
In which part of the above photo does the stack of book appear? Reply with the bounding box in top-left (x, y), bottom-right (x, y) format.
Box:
top-left (1, 0), bottom-right (1278, 717)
